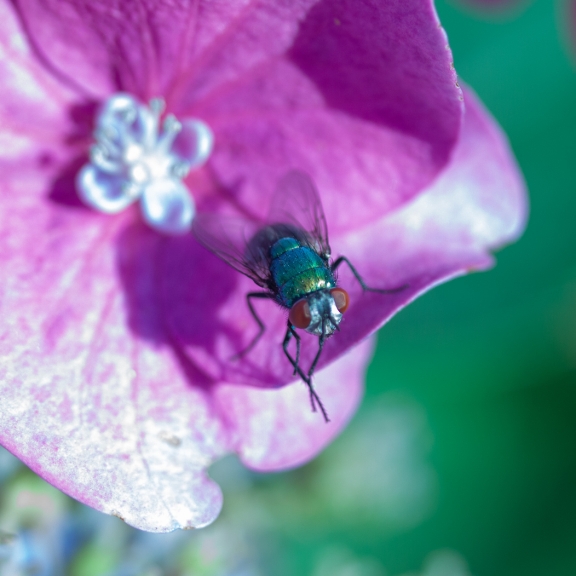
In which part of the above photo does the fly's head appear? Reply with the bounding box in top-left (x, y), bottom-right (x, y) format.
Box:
top-left (289, 288), bottom-right (350, 337)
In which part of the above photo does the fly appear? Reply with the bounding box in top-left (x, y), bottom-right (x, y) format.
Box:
top-left (193, 171), bottom-right (405, 422)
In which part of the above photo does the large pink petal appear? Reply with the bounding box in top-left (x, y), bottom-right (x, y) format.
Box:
top-left (9, 0), bottom-right (463, 225)
top-left (0, 168), bottom-right (227, 531)
top-left (0, 161), bottom-right (371, 530)
top-left (7, 0), bottom-right (306, 99)
top-left (188, 0), bottom-right (463, 228)
top-left (0, 1), bottom-right (77, 161)
top-left (218, 337), bottom-right (373, 472)
top-left (169, 87), bottom-right (527, 386)
top-left (8, 0), bottom-right (217, 98)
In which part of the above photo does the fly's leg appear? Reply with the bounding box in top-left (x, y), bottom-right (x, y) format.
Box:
top-left (292, 328), bottom-right (301, 376)
top-left (307, 320), bottom-right (327, 384)
top-left (331, 256), bottom-right (407, 293)
top-left (283, 324), bottom-right (311, 402)
top-left (283, 322), bottom-right (330, 423)
top-left (231, 292), bottom-right (272, 360)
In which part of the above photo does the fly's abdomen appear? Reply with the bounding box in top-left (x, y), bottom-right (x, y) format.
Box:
top-left (270, 241), bottom-right (336, 307)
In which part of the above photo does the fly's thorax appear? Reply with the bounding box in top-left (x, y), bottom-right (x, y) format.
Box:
top-left (285, 269), bottom-right (335, 307)
top-left (245, 224), bottom-right (309, 268)
top-left (305, 290), bottom-right (342, 336)
top-left (270, 236), bottom-right (300, 259)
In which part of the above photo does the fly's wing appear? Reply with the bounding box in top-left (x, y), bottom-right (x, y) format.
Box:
top-left (192, 213), bottom-right (270, 287)
top-left (267, 171), bottom-right (331, 259)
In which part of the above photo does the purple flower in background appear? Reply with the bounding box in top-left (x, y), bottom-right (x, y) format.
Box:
top-left (0, 0), bottom-right (526, 532)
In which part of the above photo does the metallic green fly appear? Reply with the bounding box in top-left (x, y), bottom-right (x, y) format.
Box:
top-left (194, 171), bottom-right (405, 421)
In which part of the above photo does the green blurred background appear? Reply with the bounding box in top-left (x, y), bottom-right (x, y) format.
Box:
top-left (2, 0), bottom-right (576, 574)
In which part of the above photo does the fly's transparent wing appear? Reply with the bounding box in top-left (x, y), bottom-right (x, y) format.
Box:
top-left (192, 213), bottom-right (270, 287)
top-left (267, 171), bottom-right (331, 258)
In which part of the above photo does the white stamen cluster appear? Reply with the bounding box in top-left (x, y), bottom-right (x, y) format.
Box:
top-left (77, 93), bottom-right (213, 234)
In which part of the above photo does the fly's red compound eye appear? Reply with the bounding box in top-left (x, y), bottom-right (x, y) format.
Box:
top-left (330, 287), bottom-right (350, 313)
top-left (289, 299), bottom-right (312, 329)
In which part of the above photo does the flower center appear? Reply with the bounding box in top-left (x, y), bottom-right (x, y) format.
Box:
top-left (77, 94), bottom-right (213, 234)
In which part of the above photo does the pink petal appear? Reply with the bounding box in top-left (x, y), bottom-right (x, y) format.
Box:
top-left (188, 0), bottom-right (464, 229)
top-left (0, 172), bottom-right (224, 530)
top-left (0, 1), bottom-right (76, 162)
top-left (169, 87), bottom-right (527, 386)
top-left (218, 337), bottom-right (374, 472)
top-left (10, 0), bottom-right (463, 227)
top-left (9, 0), bottom-right (207, 98)
top-left (0, 162), bottom-right (372, 530)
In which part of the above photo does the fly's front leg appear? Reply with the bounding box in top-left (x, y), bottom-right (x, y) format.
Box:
top-left (331, 256), bottom-right (407, 294)
top-left (292, 326), bottom-right (301, 376)
top-left (232, 291), bottom-right (272, 360)
top-left (282, 323), bottom-right (309, 392)
top-left (283, 322), bottom-right (330, 422)
top-left (308, 324), bottom-right (327, 383)
top-left (303, 321), bottom-right (330, 423)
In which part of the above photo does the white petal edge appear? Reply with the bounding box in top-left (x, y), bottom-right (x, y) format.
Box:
top-left (172, 119), bottom-right (214, 169)
top-left (141, 178), bottom-right (195, 234)
top-left (76, 164), bottom-right (139, 214)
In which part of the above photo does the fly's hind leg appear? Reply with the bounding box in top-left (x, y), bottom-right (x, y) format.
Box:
top-left (232, 291), bottom-right (272, 360)
top-left (283, 322), bottom-right (330, 422)
top-left (331, 256), bottom-right (407, 294)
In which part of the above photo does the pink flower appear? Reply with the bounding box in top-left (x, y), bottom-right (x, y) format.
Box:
top-left (0, 0), bottom-right (526, 531)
